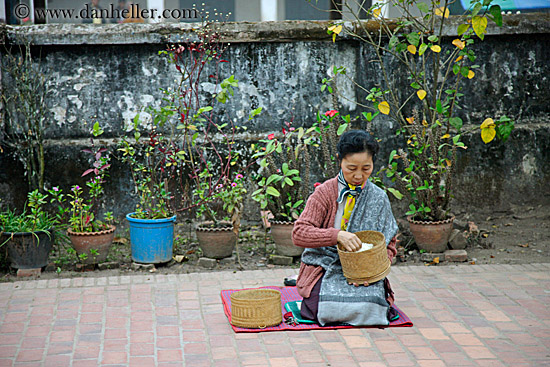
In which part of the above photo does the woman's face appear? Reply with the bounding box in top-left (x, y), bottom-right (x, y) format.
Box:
top-left (340, 151), bottom-right (374, 187)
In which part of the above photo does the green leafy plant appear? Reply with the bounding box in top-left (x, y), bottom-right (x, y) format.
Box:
top-left (48, 122), bottom-right (113, 232)
top-left (251, 121), bottom-right (314, 222)
top-left (0, 39), bottom-right (52, 192)
top-left (0, 190), bottom-right (56, 246)
top-left (318, 0), bottom-right (515, 221)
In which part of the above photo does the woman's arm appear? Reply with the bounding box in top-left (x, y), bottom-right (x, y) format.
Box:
top-left (292, 193), bottom-right (340, 248)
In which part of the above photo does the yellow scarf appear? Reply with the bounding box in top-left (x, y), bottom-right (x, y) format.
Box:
top-left (337, 171), bottom-right (365, 231)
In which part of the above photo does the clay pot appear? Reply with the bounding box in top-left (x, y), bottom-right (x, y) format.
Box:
top-left (67, 225), bottom-right (116, 264)
top-left (196, 221), bottom-right (236, 259)
top-left (270, 220), bottom-right (303, 257)
top-left (407, 215), bottom-right (455, 253)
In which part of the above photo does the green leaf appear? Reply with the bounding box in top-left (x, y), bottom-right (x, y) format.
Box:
top-left (452, 63), bottom-right (460, 75)
top-left (457, 24), bottom-right (470, 36)
top-left (266, 175), bottom-right (279, 186)
top-left (472, 2), bottom-right (482, 16)
top-left (389, 35), bottom-right (400, 50)
top-left (387, 187), bottom-right (403, 199)
top-left (436, 99), bottom-right (443, 114)
top-left (449, 117), bottom-right (463, 130)
top-left (427, 35), bottom-right (438, 43)
top-left (251, 189), bottom-right (263, 197)
top-left (260, 158), bottom-right (268, 168)
top-left (248, 106), bottom-right (263, 120)
top-left (266, 186), bottom-right (280, 197)
top-left (410, 82), bottom-right (421, 89)
top-left (417, 2), bottom-right (430, 13)
top-left (460, 66), bottom-right (470, 78)
top-left (337, 123), bottom-right (348, 135)
top-left (388, 149), bottom-right (397, 164)
top-left (284, 177), bottom-right (294, 186)
top-left (406, 32), bottom-right (420, 47)
top-left (489, 5), bottom-right (503, 26)
top-left (418, 43), bottom-right (428, 56)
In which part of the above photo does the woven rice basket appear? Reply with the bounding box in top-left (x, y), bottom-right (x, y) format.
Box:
top-left (337, 230), bottom-right (391, 284)
top-left (230, 289), bottom-right (282, 328)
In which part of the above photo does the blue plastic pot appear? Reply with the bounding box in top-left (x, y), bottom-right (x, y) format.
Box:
top-left (126, 213), bottom-right (176, 264)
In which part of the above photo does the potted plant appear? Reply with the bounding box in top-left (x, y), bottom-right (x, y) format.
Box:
top-left (118, 24), bottom-right (261, 263)
top-left (0, 190), bottom-right (56, 270)
top-left (251, 122), bottom-right (315, 257)
top-left (322, 0), bottom-right (514, 252)
top-left (118, 121), bottom-right (177, 264)
top-left (48, 123), bottom-right (116, 265)
top-left (194, 170), bottom-right (247, 259)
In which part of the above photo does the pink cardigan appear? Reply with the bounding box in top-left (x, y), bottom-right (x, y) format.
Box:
top-left (292, 177), bottom-right (398, 298)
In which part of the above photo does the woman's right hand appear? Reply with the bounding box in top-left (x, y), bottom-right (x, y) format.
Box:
top-left (337, 231), bottom-right (362, 252)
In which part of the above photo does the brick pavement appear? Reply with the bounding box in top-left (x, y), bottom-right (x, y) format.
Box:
top-left (0, 264), bottom-right (549, 366)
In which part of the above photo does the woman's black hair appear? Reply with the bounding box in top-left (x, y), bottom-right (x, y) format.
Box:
top-left (336, 130), bottom-right (379, 164)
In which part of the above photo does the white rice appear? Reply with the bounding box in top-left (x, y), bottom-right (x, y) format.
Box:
top-left (356, 242), bottom-right (374, 252)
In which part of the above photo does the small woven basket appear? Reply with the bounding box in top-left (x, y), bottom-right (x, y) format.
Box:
top-left (337, 230), bottom-right (391, 284)
top-left (230, 289), bottom-right (282, 328)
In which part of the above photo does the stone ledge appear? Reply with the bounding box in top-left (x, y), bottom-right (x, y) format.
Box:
top-left (2, 13), bottom-right (548, 46)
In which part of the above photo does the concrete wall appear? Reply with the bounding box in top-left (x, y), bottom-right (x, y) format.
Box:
top-left (1, 14), bottom-right (549, 223)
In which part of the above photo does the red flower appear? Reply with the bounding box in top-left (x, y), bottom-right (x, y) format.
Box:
top-left (282, 128), bottom-right (287, 135)
top-left (314, 182), bottom-right (321, 188)
top-left (325, 110), bottom-right (338, 117)
top-left (267, 134), bottom-right (275, 140)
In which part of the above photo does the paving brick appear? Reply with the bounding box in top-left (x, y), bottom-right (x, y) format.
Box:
top-left (16, 268), bottom-right (41, 278)
top-left (444, 250), bottom-right (468, 262)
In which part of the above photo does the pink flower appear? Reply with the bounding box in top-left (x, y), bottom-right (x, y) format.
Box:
top-left (235, 173), bottom-right (243, 180)
top-left (325, 110), bottom-right (338, 117)
top-left (231, 182), bottom-right (237, 187)
top-left (53, 187), bottom-right (59, 192)
top-left (267, 133), bottom-right (275, 140)
top-left (314, 182), bottom-right (321, 188)
top-left (289, 127), bottom-right (295, 132)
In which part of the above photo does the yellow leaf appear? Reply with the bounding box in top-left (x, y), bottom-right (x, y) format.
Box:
top-left (373, 8), bottom-right (382, 18)
top-left (445, 159), bottom-right (451, 166)
top-left (187, 125), bottom-right (197, 130)
top-left (480, 118), bottom-right (495, 129)
top-left (433, 257), bottom-right (440, 264)
top-left (378, 101), bottom-right (390, 115)
top-left (435, 6), bottom-right (449, 18)
top-left (431, 45), bottom-right (441, 53)
top-left (481, 127), bottom-right (496, 143)
top-left (406, 117), bottom-right (414, 124)
top-left (407, 44), bottom-right (417, 55)
top-left (455, 55), bottom-right (464, 62)
top-left (452, 39), bottom-right (465, 50)
top-left (472, 16), bottom-right (488, 39)
top-left (328, 24), bottom-right (342, 34)
top-left (416, 89), bottom-right (426, 100)
top-left (441, 134), bottom-right (450, 139)
top-left (422, 120), bottom-right (428, 127)
top-left (468, 70), bottom-right (475, 79)
top-left (332, 33), bottom-right (336, 43)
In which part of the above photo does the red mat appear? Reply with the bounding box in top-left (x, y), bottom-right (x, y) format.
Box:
top-left (221, 286), bottom-right (413, 333)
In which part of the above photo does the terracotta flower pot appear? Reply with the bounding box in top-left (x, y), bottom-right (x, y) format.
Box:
top-left (270, 220), bottom-right (303, 257)
top-left (67, 225), bottom-right (116, 265)
top-left (407, 215), bottom-right (455, 253)
top-left (196, 221), bottom-right (236, 259)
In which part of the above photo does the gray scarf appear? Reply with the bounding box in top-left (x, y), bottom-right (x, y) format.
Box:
top-left (301, 179), bottom-right (398, 326)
